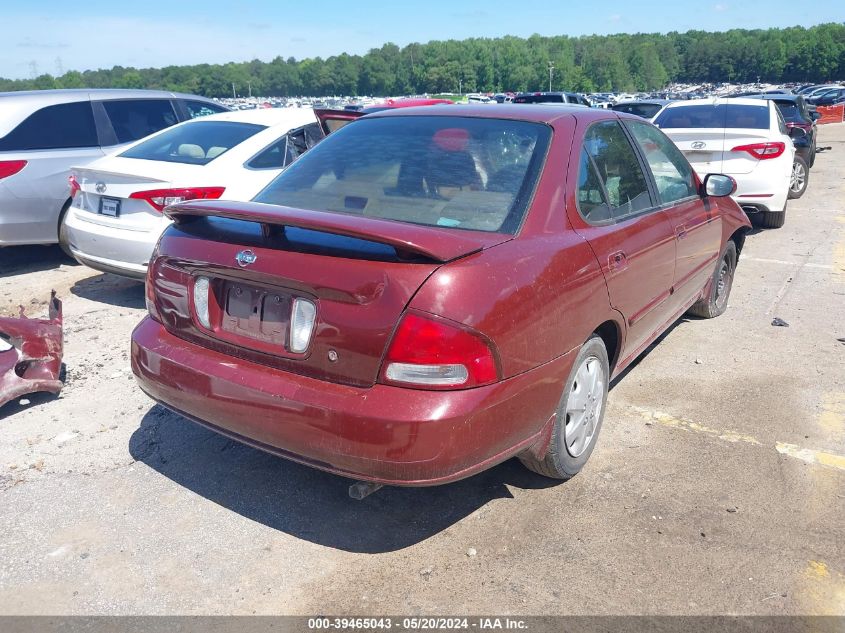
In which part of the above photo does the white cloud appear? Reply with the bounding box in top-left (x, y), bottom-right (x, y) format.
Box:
top-left (609, 13), bottom-right (622, 22)
top-left (714, 3), bottom-right (728, 11)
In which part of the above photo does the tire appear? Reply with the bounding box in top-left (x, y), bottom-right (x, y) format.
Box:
top-left (687, 241), bottom-right (737, 319)
top-left (520, 335), bottom-right (609, 480)
top-left (57, 199), bottom-right (74, 259)
top-left (787, 155), bottom-right (809, 199)
top-left (758, 202), bottom-right (786, 229)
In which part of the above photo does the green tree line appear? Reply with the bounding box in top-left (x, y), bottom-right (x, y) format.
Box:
top-left (2, 23), bottom-right (843, 97)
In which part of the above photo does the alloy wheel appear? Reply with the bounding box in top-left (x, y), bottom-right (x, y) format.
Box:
top-left (564, 355), bottom-right (605, 458)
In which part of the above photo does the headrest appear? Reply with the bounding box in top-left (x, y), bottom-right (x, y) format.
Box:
top-left (432, 128), bottom-right (469, 152)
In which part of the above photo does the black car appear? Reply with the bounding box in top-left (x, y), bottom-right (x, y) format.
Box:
top-left (611, 99), bottom-right (673, 119)
top-left (807, 87), bottom-right (845, 106)
top-left (513, 92), bottom-right (592, 106)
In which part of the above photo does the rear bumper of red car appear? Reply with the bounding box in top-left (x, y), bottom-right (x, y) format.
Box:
top-left (131, 316), bottom-right (572, 486)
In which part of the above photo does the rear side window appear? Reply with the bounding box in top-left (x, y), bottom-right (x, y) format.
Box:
top-left (185, 100), bottom-right (228, 119)
top-left (255, 116), bottom-right (551, 234)
top-left (247, 122), bottom-right (324, 170)
top-left (120, 120), bottom-right (265, 165)
top-left (102, 99), bottom-right (178, 144)
top-left (655, 104), bottom-right (769, 129)
top-left (579, 121), bottom-right (652, 222)
top-left (0, 101), bottom-right (97, 151)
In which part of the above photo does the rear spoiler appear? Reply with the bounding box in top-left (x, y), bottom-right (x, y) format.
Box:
top-left (164, 200), bottom-right (510, 263)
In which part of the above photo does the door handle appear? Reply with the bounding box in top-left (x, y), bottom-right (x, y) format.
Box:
top-left (608, 251), bottom-right (628, 272)
top-left (676, 224), bottom-right (688, 239)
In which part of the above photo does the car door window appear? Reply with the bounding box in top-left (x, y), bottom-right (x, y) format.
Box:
top-left (583, 121), bottom-right (652, 221)
top-left (626, 121), bottom-right (698, 205)
top-left (247, 122), bottom-right (324, 170)
top-left (102, 99), bottom-right (178, 144)
top-left (184, 100), bottom-right (228, 119)
top-left (0, 101), bottom-right (98, 151)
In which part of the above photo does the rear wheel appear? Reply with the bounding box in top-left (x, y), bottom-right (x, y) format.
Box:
top-left (519, 335), bottom-right (609, 480)
top-left (57, 199), bottom-right (74, 259)
top-left (788, 155), bottom-right (808, 199)
top-left (687, 241), bottom-right (737, 319)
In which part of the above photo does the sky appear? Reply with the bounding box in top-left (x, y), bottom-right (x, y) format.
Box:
top-left (2, 0), bottom-right (840, 79)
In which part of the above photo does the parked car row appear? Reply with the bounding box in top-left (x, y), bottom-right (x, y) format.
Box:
top-left (0, 89), bottom-right (228, 249)
top-left (611, 95), bottom-right (820, 224)
top-left (2, 90), bottom-right (805, 489)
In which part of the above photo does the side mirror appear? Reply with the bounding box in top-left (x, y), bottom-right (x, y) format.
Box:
top-left (789, 126), bottom-right (808, 140)
top-left (702, 174), bottom-right (736, 198)
top-left (810, 111), bottom-right (822, 121)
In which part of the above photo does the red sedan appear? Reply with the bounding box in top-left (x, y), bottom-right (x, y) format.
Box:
top-left (131, 105), bottom-right (751, 487)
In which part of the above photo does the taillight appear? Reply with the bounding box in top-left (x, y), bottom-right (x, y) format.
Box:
top-left (68, 175), bottom-right (80, 198)
top-left (380, 312), bottom-right (500, 390)
top-left (192, 276), bottom-right (211, 329)
top-left (290, 298), bottom-right (317, 353)
top-left (145, 254), bottom-right (162, 323)
top-left (0, 160), bottom-right (27, 180)
top-left (730, 142), bottom-right (786, 160)
top-left (129, 186), bottom-right (225, 212)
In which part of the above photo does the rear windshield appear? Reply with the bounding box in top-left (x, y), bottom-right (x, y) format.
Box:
top-left (254, 116), bottom-right (551, 234)
top-left (613, 103), bottom-right (664, 118)
top-left (120, 120), bottom-right (265, 165)
top-left (775, 102), bottom-right (801, 122)
top-left (514, 94), bottom-right (564, 104)
top-left (655, 104), bottom-right (769, 129)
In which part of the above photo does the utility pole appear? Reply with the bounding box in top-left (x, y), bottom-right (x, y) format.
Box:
top-left (232, 83), bottom-right (236, 98)
top-left (248, 81), bottom-right (252, 98)
top-left (459, 77), bottom-right (462, 95)
top-left (548, 61), bottom-right (554, 92)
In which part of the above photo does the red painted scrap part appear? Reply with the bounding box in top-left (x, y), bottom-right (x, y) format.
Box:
top-left (0, 291), bottom-right (64, 407)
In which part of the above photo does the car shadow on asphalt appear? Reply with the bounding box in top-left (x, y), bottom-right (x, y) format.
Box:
top-left (70, 274), bottom-right (145, 309)
top-left (0, 245), bottom-right (76, 278)
top-left (128, 404), bottom-right (561, 553)
top-left (0, 391), bottom-right (60, 420)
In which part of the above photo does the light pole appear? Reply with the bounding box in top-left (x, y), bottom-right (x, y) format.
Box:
top-left (548, 61), bottom-right (554, 92)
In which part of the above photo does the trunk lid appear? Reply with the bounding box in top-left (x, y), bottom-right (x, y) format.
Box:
top-left (72, 162), bottom-right (173, 232)
top-left (150, 200), bottom-right (508, 387)
top-left (663, 128), bottom-right (771, 176)
top-left (313, 108), bottom-right (363, 136)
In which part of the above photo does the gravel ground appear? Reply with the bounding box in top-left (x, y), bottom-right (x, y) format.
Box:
top-left (0, 124), bottom-right (843, 616)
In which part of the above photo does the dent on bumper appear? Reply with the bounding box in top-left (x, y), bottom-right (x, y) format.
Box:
top-left (131, 317), bottom-right (571, 485)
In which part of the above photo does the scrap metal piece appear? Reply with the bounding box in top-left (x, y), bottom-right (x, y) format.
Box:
top-left (0, 291), bottom-right (64, 408)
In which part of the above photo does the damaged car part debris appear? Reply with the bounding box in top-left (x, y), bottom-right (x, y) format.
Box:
top-left (0, 291), bottom-right (64, 408)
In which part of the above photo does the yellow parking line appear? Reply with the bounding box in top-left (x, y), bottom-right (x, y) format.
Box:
top-left (627, 405), bottom-right (845, 472)
top-left (776, 443), bottom-right (845, 472)
top-left (628, 405), bottom-right (762, 444)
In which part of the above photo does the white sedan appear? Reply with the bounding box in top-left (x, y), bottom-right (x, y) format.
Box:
top-left (63, 108), bottom-right (322, 278)
top-left (654, 97), bottom-right (796, 228)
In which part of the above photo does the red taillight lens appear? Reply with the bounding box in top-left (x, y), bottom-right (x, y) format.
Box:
top-left (68, 175), bottom-right (80, 198)
top-left (145, 255), bottom-right (162, 323)
top-left (129, 186), bottom-right (226, 212)
top-left (730, 142), bottom-right (786, 160)
top-left (380, 312), bottom-right (500, 390)
top-left (0, 160), bottom-right (27, 180)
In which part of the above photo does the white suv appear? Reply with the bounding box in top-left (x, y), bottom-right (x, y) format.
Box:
top-left (654, 97), bottom-right (794, 228)
top-left (0, 89), bottom-right (228, 250)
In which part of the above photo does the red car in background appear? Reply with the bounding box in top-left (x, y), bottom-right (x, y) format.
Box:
top-left (131, 105), bottom-right (750, 487)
